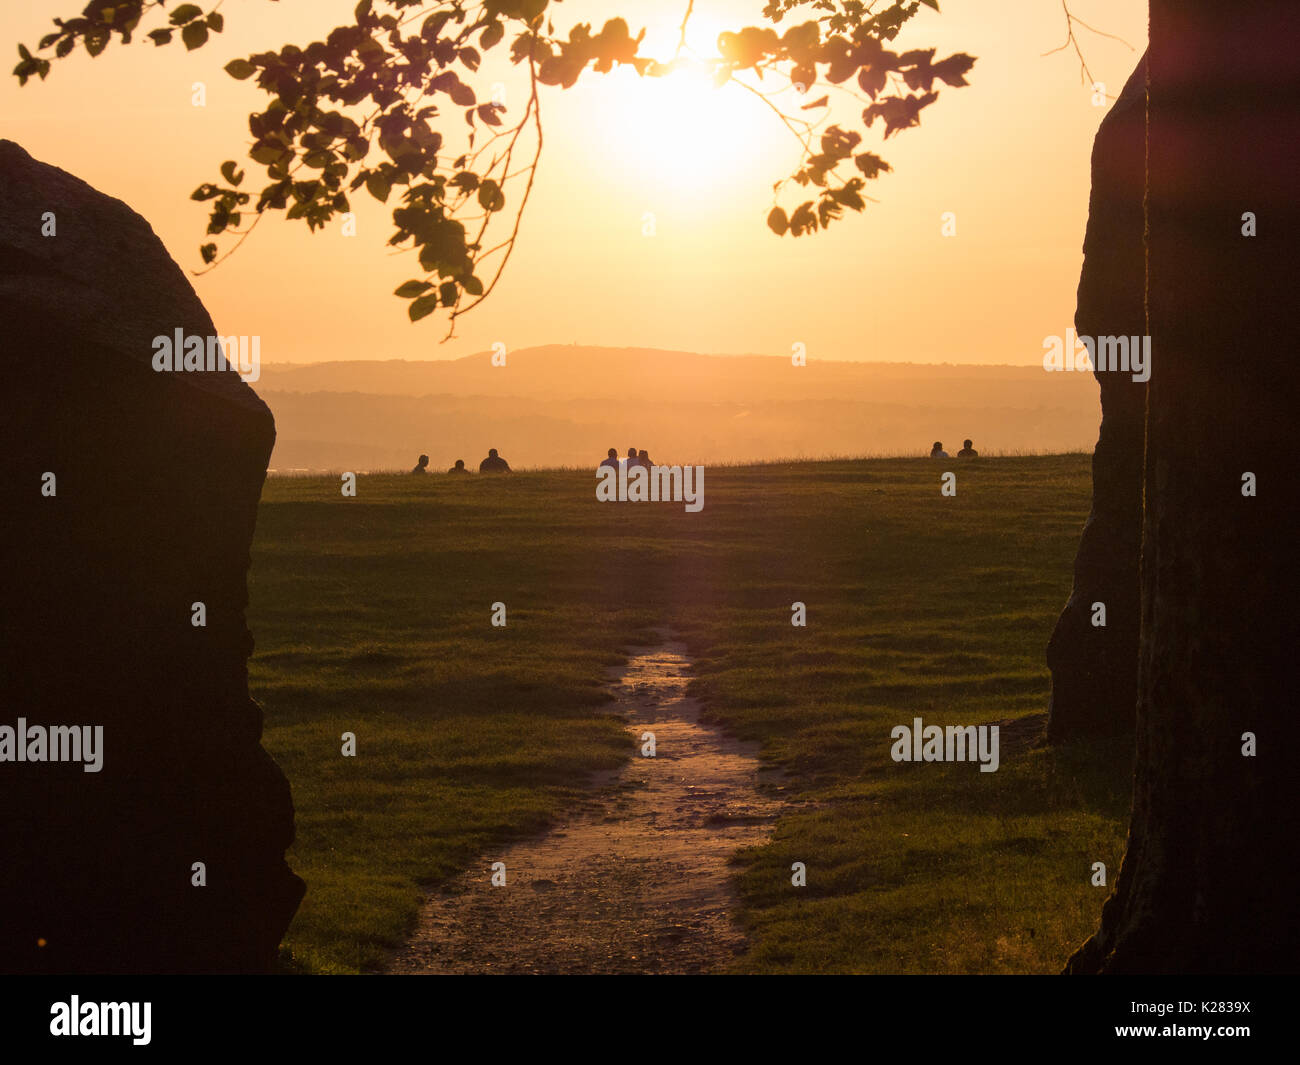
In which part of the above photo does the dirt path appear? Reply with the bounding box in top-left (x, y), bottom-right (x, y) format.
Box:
top-left (386, 636), bottom-right (783, 974)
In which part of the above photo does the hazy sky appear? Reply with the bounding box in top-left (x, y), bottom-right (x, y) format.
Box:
top-left (2, 1), bottom-right (1147, 366)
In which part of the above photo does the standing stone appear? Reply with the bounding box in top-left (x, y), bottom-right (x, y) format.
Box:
top-left (0, 140), bottom-right (304, 973)
top-left (1045, 57), bottom-right (1146, 743)
top-left (1067, 1), bottom-right (1300, 972)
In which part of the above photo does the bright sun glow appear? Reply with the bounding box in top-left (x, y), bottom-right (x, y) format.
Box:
top-left (593, 63), bottom-right (795, 196)
top-left (578, 8), bottom-right (797, 200)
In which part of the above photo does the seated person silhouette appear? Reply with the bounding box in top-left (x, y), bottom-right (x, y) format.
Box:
top-left (599, 448), bottom-right (620, 471)
top-left (479, 448), bottom-right (511, 473)
top-left (448, 459), bottom-right (469, 474)
top-left (929, 441), bottom-right (949, 459)
top-left (411, 454), bottom-right (429, 474)
top-left (637, 449), bottom-right (652, 467)
top-left (626, 446), bottom-right (642, 468)
top-left (957, 439), bottom-right (979, 458)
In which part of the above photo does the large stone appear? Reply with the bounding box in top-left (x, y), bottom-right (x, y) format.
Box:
top-left (0, 140), bottom-right (304, 973)
top-left (1045, 57), bottom-right (1147, 743)
top-left (1068, 0), bottom-right (1300, 972)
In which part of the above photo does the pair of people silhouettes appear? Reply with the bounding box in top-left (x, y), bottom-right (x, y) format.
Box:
top-left (930, 439), bottom-right (978, 459)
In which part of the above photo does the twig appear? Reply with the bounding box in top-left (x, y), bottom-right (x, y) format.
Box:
top-left (1043, 0), bottom-right (1134, 89)
top-left (675, 1), bottom-right (696, 60)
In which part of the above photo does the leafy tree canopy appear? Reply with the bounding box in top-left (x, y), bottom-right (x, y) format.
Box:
top-left (14, 0), bottom-right (974, 334)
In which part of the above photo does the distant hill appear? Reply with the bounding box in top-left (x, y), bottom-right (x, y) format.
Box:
top-left (257, 345), bottom-right (1099, 471)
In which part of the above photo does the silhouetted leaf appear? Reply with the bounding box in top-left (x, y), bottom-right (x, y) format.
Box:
top-left (477, 180), bottom-right (505, 212)
top-left (181, 22), bottom-right (208, 51)
top-left (365, 170), bottom-right (393, 203)
top-left (250, 141), bottom-right (288, 165)
top-left (858, 65), bottom-right (887, 98)
top-left (789, 202), bottom-right (817, 235)
top-left (408, 293), bottom-right (439, 321)
top-left (169, 5), bottom-right (203, 26)
top-left (863, 91), bottom-right (938, 138)
top-left (395, 280), bottom-right (433, 298)
top-left (854, 152), bottom-right (891, 179)
top-left (931, 53), bottom-right (975, 87)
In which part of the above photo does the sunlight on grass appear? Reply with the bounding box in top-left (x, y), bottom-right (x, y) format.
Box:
top-left (250, 456), bottom-right (1129, 973)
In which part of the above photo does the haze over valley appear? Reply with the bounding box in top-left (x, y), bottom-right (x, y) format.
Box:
top-left (261, 345), bottom-right (1100, 471)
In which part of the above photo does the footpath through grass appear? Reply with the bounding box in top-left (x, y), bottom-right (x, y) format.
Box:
top-left (249, 456), bottom-right (1130, 973)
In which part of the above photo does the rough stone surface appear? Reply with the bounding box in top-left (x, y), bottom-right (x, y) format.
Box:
top-left (1067, 1), bottom-right (1300, 973)
top-left (0, 139), bottom-right (304, 973)
top-left (1045, 56), bottom-right (1147, 743)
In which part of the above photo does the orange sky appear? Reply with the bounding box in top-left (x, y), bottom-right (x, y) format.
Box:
top-left (2, 0), bottom-right (1147, 366)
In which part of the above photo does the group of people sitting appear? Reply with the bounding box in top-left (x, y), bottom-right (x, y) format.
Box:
top-left (413, 440), bottom-right (970, 472)
top-left (930, 439), bottom-right (979, 459)
top-left (599, 446), bottom-right (653, 470)
top-left (411, 448), bottom-right (512, 475)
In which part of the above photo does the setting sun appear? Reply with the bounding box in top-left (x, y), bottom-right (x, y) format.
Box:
top-left (589, 61), bottom-right (791, 195)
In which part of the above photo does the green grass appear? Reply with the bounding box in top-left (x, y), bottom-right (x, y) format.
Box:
top-left (249, 456), bottom-right (1131, 974)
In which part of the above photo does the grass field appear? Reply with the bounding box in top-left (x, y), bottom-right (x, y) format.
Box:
top-left (248, 456), bottom-right (1132, 974)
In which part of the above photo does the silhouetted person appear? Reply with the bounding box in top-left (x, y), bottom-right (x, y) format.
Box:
top-left (479, 448), bottom-right (511, 473)
top-left (599, 448), bottom-right (619, 471)
top-left (638, 449), bottom-right (652, 467)
top-left (626, 446), bottom-right (641, 468)
top-left (930, 441), bottom-right (949, 459)
top-left (448, 459), bottom-right (468, 474)
top-left (957, 439), bottom-right (979, 458)
top-left (411, 454), bottom-right (429, 474)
